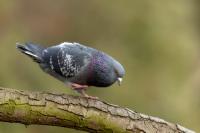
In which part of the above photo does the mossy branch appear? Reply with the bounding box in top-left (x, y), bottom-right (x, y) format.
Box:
top-left (0, 87), bottom-right (195, 133)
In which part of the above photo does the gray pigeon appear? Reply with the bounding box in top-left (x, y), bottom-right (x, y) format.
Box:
top-left (16, 42), bottom-right (125, 99)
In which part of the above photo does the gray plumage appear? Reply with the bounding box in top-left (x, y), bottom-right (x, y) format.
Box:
top-left (16, 42), bottom-right (125, 88)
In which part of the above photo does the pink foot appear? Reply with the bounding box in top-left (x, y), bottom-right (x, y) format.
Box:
top-left (83, 95), bottom-right (99, 100)
top-left (70, 83), bottom-right (98, 99)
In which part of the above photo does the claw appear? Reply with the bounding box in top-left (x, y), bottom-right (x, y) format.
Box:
top-left (84, 95), bottom-right (99, 100)
top-left (76, 89), bottom-right (99, 100)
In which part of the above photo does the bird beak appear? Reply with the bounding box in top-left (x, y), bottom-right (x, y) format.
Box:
top-left (117, 78), bottom-right (123, 86)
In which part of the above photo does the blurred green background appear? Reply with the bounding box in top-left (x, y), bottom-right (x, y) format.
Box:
top-left (0, 0), bottom-right (199, 132)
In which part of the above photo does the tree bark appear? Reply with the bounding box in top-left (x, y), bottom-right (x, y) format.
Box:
top-left (0, 87), bottom-right (195, 133)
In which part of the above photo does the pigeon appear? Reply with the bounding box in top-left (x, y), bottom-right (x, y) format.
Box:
top-left (16, 42), bottom-right (125, 99)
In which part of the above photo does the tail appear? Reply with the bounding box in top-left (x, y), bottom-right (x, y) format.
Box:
top-left (16, 42), bottom-right (45, 63)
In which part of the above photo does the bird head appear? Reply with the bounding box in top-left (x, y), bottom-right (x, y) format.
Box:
top-left (113, 60), bottom-right (125, 86)
top-left (88, 52), bottom-right (125, 87)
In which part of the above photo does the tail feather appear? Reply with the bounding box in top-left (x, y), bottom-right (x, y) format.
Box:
top-left (16, 42), bottom-right (44, 63)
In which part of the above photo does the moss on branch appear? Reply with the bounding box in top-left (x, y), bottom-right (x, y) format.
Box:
top-left (0, 87), bottom-right (195, 133)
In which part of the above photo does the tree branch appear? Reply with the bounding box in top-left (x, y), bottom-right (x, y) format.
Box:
top-left (0, 87), bottom-right (195, 133)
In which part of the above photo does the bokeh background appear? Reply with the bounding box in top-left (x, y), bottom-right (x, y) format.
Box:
top-left (0, 0), bottom-right (199, 132)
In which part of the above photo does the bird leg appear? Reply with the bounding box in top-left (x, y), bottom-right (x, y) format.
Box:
top-left (70, 83), bottom-right (98, 99)
top-left (71, 83), bottom-right (88, 90)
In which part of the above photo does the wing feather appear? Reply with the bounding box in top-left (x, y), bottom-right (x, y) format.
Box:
top-left (42, 42), bottom-right (91, 79)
